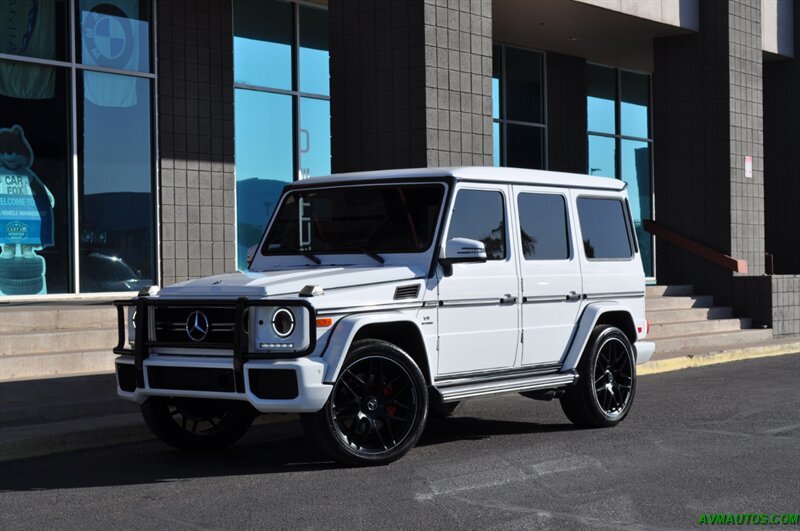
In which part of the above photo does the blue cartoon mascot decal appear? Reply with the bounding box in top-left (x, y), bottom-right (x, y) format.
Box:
top-left (0, 125), bottom-right (55, 295)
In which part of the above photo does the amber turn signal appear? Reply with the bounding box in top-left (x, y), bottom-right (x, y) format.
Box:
top-left (316, 317), bottom-right (333, 327)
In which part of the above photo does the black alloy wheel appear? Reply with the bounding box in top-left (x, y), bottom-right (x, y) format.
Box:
top-left (301, 339), bottom-right (428, 466)
top-left (141, 397), bottom-right (256, 450)
top-left (592, 333), bottom-right (634, 417)
top-left (560, 325), bottom-right (636, 428)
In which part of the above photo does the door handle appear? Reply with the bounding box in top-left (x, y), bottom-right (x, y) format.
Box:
top-left (565, 291), bottom-right (582, 301)
top-left (500, 294), bottom-right (518, 305)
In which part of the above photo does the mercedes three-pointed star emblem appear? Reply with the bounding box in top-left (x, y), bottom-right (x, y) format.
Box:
top-left (185, 310), bottom-right (210, 342)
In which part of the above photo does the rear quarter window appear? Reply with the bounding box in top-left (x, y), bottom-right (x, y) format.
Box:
top-left (576, 197), bottom-right (633, 259)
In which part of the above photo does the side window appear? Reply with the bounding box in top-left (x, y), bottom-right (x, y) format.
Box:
top-left (517, 193), bottom-right (570, 260)
top-left (448, 189), bottom-right (506, 260)
top-left (576, 197), bottom-right (633, 259)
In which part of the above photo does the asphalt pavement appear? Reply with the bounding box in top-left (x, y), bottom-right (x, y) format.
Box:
top-left (1, 354), bottom-right (798, 530)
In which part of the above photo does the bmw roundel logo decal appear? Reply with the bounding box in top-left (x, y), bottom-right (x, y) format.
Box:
top-left (83, 4), bottom-right (135, 70)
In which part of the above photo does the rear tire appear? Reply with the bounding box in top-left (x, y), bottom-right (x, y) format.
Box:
top-left (301, 339), bottom-right (428, 466)
top-left (141, 397), bottom-right (256, 450)
top-left (560, 325), bottom-right (636, 428)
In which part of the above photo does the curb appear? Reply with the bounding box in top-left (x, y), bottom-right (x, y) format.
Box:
top-left (638, 341), bottom-right (800, 376)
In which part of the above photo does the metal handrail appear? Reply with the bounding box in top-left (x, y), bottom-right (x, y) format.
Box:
top-left (642, 219), bottom-right (748, 274)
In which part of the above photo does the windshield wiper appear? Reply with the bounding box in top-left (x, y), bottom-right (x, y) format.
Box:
top-left (329, 242), bottom-right (385, 265)
top-left (275, 244), bottom-right (321, 265)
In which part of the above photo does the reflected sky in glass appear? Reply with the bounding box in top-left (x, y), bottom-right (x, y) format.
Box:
top-left (300, 97), bottom-right (331, 177)
top-left (621, 139), bottom-right (652, 276)
top-left (299, 5), bottom-right (329, 96)
top-left (621, 71), bottom-right (649, 139)
top-left (588, 134), bottom-right (615, 178)
top-left (234, 0), bottom-right (292, 90)
top-left (235, 89), bottom-right (293, 269)
top-left (587, 64), bottom-right (615, 134)
top-left (81, 72), bottom-right (151, 194)
top-left (493, 122), bottom-right (500, 166)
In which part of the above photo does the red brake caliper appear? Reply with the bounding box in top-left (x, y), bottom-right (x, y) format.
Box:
top-left (383, 385), bottom-right (396, 416)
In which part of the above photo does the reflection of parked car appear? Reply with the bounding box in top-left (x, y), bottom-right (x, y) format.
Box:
top-left (114, 167), bottom-right (654, 466)
top-left (81, 251), bottom-right (149, 292)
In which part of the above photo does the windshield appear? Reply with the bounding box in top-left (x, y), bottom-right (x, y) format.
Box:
top-left (261, 183), bottom-right (446, 256)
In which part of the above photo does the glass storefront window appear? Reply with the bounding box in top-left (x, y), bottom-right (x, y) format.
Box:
top-left (0, 0), bottom-right (154, 298)
top-left (234, 0), bottom-right (292, 90)
top-left (622, 139), bottom-right (652, 276)
top-left (233, 0), bottom-right (331, 270)
top-left (77, 0), bottom-right (152, 74)
top-left (0, 0), bottom-right (69, 62)
top-left (77, 71), bottom-right (154, 292)
top-left (0, 61), bottom-right (72, 296)
top-left (621, 71), bottom-right (649, 139)
top-left (505, 47), bottom-right (543, 124)
top-left (299, 5), bottom-right (329, 96)
top-left (587, 64), bottom-right (616, 135)
top-left (588, 135), bottom-right (616, 178)
top-left (586, 65), bottom-right (653, 277)
top-left (234, 89), bottom-right (293, 268)
top-left (299, 97), bottom-right (331, 179)
top-left (506, 125), bottom-right (544, 170)
top-left (492, 44), bottom-right (546, 169)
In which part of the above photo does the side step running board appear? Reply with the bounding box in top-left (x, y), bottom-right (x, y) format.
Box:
top-left (437, 372), bottom-right (577, 403)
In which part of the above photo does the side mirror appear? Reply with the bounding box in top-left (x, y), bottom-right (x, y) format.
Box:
top-left (246, 245), bottom-right (257, 264)
top-left (440, 238), bottom-right (488, 265)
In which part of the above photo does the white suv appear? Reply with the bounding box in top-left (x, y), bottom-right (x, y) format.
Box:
top-left (114, 167), bottom-right (654, 466)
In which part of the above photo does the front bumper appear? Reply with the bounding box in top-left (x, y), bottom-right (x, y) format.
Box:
top-left (115, 355), bottom-right (332, 413)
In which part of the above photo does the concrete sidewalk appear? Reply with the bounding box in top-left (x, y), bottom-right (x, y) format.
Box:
top-left (2, 337), bottom-right (799, 463)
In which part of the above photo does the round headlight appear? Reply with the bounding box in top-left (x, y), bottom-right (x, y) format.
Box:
top-left (272, 307), bottom-right (295, 337)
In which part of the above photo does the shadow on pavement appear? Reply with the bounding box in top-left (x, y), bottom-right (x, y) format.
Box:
top-left (0, 414), bottom-right (575, 493)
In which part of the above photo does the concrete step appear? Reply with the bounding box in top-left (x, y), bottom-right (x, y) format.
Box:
top-left (646, 306), bottom-right (734, 324)
top-left (646, 285), bottom-right (694, 298)
top-left (0, 372), bottom-right (137, 428)
top-left (0, 328), bottom-right (118, 357)
top-left (653, 328), bottom-right (773, 353)
top-left (0, 349), bottom-right (115, 381)
top-left (646, 295), bottom-right (714, 311)
top-left (648, 318), bottom-right (752, 340)
top-left (0, 304), bottom-right (117, 333)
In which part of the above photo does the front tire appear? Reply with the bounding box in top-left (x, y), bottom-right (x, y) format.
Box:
top-left (560, 325), bottom-right (636, 428)
top-left (301, 339), bottom-right (429, 466)
top-left (141, 397), bottom-right (256, 450)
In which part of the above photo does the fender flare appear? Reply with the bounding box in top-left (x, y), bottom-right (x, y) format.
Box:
top-left (321, 312), bottom-right (427, 383)
top-left (560, 302), bottom-right (635, 371)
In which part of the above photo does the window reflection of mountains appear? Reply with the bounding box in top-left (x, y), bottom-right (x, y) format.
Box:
top-left (236, 177), bottom-right (287, 265)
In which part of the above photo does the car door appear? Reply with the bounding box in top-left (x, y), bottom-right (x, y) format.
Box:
top-left (514, 186), bottom-right (583, 367)
top-left (436, 184), bottom-right (521, 375)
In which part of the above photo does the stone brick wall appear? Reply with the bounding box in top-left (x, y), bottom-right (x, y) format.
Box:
top-left (653, 0), bottom-right (765, 305)
top-left (546, 52), bottom-right (587, 174)
top-left (157, 0), bottom-right (236, 286)
top-left (329, 0), bottom-right (492, 173)
top-left (764, 2), bottom-right (800, 274)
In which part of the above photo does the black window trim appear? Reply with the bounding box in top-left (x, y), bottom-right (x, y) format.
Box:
top-left (446, 186), bottom-right (510, 262)
top-left (515, 190), bottom-right (573, 262)
top-left (254, 180), bottom-right (451, 263)
top-left (575, 194), bottom-right (635, 262)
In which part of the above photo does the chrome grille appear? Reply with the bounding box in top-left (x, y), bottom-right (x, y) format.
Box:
top-left (152, 305), bottom-right (237, 345)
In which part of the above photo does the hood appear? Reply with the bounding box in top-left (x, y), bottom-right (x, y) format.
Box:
top-left (157, 265), bottom-right (425, 299)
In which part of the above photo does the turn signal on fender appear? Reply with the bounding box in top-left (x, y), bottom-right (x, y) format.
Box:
top-left (316, 317), bottom-right (333, 327)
